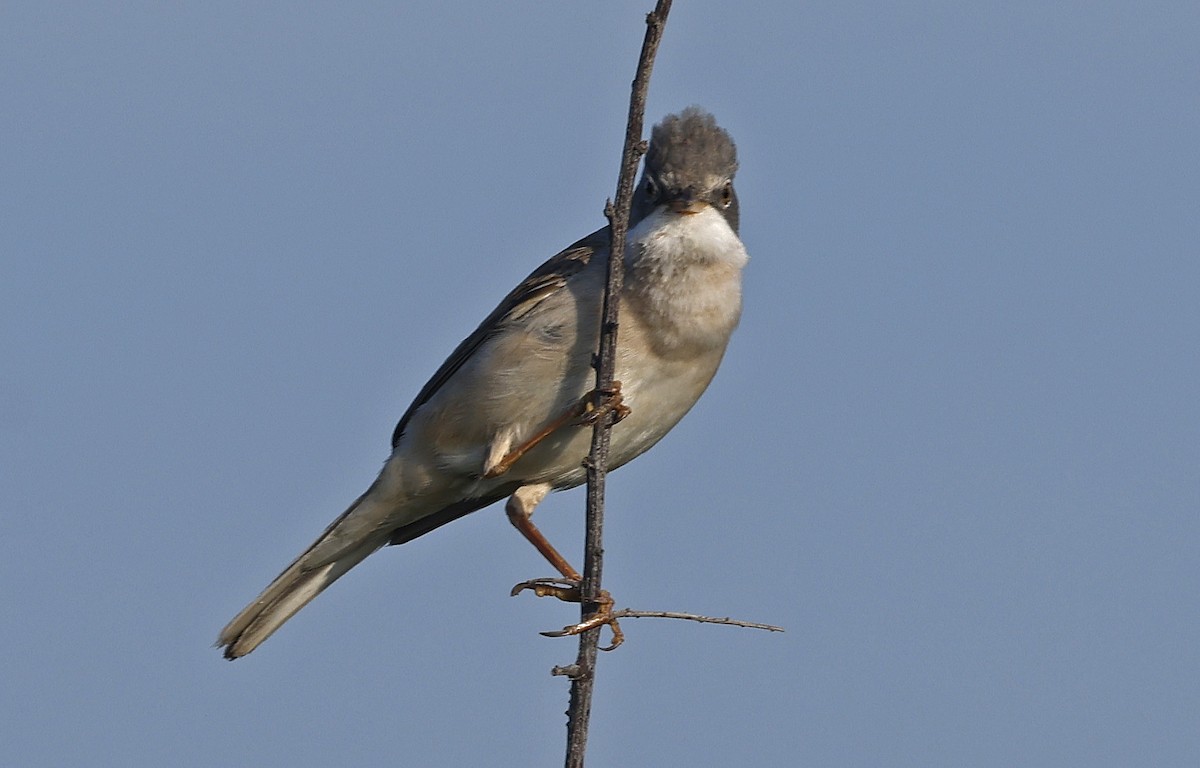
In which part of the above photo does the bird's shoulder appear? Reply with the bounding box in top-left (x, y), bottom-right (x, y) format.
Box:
top-left (390, 226), bottom-right (609, 448)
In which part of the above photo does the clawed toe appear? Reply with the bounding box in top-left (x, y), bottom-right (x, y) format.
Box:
top-left (539, 602), bottom-right (625, 651)
top-left (511, 577), bottom-right (625, 651)
top-left (510, 577), bottom-right (581, 600)
top-left (575, 381), bottom-right (631, 426)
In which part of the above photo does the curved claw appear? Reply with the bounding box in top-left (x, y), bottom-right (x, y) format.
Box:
top-left (510, 577), bottom-right (580, 600)
top-left (512, 577), bottom-right (625, 650)
top-left (575, 381), bottom-right (631, 427)
top-left (540, 609), bottom-right (625, 651)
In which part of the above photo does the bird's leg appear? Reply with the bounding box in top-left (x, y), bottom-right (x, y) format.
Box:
top-left (505, 484), bottom-right (580, 582)
top-left (505, 484), bottom-right (625, 651)
top-left (481, 382), bottom-right (630, 479)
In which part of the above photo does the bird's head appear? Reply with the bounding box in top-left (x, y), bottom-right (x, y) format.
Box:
top-left (632, 107), bottom-right (740, 233)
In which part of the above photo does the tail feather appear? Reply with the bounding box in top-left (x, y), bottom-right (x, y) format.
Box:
top-left (217, 492), bottom-right (389, 659)
top-left (217, 537), bottom-right (381, 659)
top-left (217, 484), bottom-right (511, 659)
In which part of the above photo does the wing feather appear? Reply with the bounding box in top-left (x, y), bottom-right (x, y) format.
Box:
top-left (390, 226), bottom-right (608, 448)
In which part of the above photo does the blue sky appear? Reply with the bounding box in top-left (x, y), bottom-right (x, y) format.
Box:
top-left (3, 2), bottom-right (1198, 766)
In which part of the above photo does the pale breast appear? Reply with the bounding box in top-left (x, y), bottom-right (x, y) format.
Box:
top-left (395, 206), bottom-right (748, 494)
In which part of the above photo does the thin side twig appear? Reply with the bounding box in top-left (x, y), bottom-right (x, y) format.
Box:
top-left (612, 609), bottom-right (786, 634)
top-left (564, 3), bottom-right (673, 767)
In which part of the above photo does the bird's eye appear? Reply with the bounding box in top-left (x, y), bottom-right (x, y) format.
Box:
top-left (643, 177), bottom-right (658, 197)
top-left (719, 181), bottom-right (734, 208)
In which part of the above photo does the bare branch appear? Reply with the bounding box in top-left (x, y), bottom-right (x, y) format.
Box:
top-left (564, 3), bottom-right (674, 767)
top-left (612, 609), bottom-right (786, 634)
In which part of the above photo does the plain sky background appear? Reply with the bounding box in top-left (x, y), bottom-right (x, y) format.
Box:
top-left (3, 2), bottom-right (1198, 766)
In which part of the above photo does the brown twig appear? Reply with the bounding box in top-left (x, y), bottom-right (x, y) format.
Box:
top-left (564, 3), bottom-right (673, 767)
top-left (612, 609), bottom-right (786, 634)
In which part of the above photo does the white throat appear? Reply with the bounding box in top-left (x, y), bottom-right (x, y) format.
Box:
top-left (621, 205), bottom-right (749, 357)
top-left (628, 205), bottom-right (748, 270)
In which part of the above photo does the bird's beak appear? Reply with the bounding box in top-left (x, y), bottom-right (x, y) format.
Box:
top-left (668, 197), bottom-right (708, 216)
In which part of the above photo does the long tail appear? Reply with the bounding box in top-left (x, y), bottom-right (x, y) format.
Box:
top-left (217, 493), bottom-right (388, 659)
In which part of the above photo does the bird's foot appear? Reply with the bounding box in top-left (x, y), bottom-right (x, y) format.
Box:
top-left (574, 381), bottom-right (631, 427)
top-left (482, 383), bottom-right (630, 480)
top-left (511, 577), bottom-right (625, 651)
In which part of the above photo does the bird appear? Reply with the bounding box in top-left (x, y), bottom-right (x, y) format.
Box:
top-left (217, 106), bottom-right (749, 659)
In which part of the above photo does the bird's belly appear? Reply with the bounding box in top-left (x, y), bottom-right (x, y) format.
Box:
top-left (511, 340), bottom-right (723, 489)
